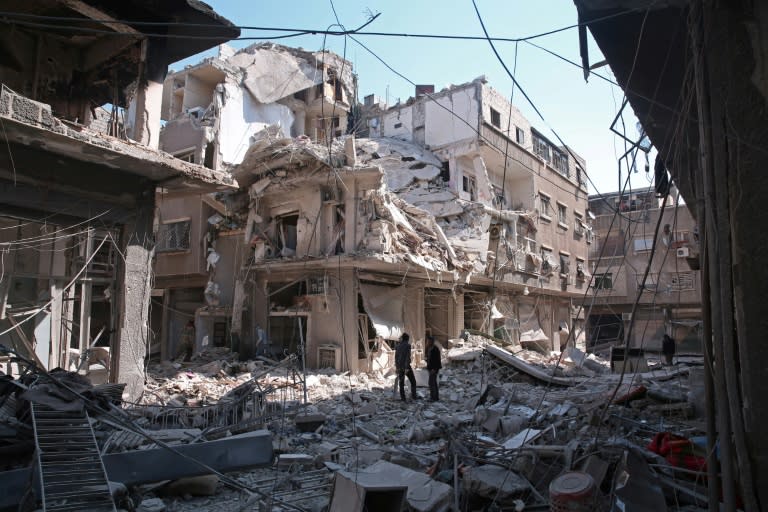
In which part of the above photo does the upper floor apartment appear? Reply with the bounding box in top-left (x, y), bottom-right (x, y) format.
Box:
top-left (361, 78), bottom-right (593, 295)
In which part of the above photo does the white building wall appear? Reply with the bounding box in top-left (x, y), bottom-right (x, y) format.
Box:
top-left (480, 83), bottom-right (533, 153)
top-left (423, 86), bottom-right (479, 148)
top-left (219, 83), bottom-right (295, 166)
top-left (380, 107), bottom-right (413, 141)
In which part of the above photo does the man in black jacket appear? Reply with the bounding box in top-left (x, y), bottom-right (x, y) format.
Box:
top-left (395, 333), bottom-right (417, 401)
top-left (425, 335), bottom-right (442, 402)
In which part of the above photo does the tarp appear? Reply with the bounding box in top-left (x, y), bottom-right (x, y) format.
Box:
top-left (518, 301), bottom-right (549, 343)
top-left (359, 283), bottom-right (404, 340)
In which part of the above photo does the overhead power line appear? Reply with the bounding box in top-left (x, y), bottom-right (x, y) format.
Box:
top-left (0, 7), bottom-right (643, 43)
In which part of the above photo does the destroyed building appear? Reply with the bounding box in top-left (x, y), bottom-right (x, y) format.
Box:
top-left (152, 43), bottom-right (357, 361)
top-left (165, 73), bottom-right (592, 374)
top-left (585, 187), bottom-right (702, 352)
top-left (152, 66), bottom-right (595, 371)
top-left (0, 0), bottom-right (239, 400)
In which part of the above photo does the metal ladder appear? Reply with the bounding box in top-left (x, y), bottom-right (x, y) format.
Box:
top-left (30, 403), bottom-right (116, 512)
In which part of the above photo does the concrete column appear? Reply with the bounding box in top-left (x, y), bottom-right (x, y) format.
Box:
top-left (130, 40), bottom-right (167, 149)
top-left (114, 186), bottom-right (156, 401)
top-left (160, 288), bottom-right (170, 361)
top-left (340, 269), bottom-right (358, 372)
top-left (453, 291), bottom-right (464, 339)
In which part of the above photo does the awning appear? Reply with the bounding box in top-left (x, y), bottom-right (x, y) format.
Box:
top-left (359, 283), bottom-right (404, 340)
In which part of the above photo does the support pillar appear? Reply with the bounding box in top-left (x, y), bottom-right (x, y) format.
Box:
top-left (113, 186), bottom-right (155, 401)
top-left (129, 40), bottom-right (167, 149)
top-left (160, 288), bottom-right (170, 361)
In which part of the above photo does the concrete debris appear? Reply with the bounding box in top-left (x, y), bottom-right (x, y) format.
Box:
top-left (463, 465), bottom-right (531, 501)
top-left (0, 335), bottom-right (711, 511)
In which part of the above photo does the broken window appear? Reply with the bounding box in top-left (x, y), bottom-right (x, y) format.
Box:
top-left (533, 134), bottom-right (551, 162)
top-left (439, 161), bottom-right (450, 183)
top-left (515, 126), bottom-right (525, 145)
top-left (157, 220), bottom-right (191, 252)
top-left (593, 273), bottom-right (613, 290)
top-left (557, 203), bottom-right (568, 225)
top-left (490, 108), bottom-right (501, 128)
top-left (541, 247), bottom-right (556, 275)
top-left (559, 253), bottom-right (570, 275)
top-left (552, 150), bottom-right (569, 177)
top-left (327, 205), bottom-right (345, 255)
top-left (173, 149), bottom-right (196, 164)
top-left (462, 175), bottom-right (477, 201)
top-left (574, 212), bottom-right (584, 235)
top-left (276, 214), bottom-right (298, 254)
top-left (576, 258), bottom-right (586, 279)
top-left (539, 193), bottom-right (552, 218)
top-left (394, 122), bottom-right (403, 129)
top-left (576, 165), bottom-right (587, 188)
top-left (492, 185), bottom-right (506, 209)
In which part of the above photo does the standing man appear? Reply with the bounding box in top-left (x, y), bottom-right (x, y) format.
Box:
top-left (425, 335), bottom-right (442, 402)
top-left (395, 333), bottom-right (417, 402)
top-left (176, 320), bottom-right (195, 361)
top-left (662, 334), bottom-right (676, 366)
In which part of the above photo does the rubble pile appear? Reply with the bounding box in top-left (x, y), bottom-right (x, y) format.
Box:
top-left (0, 340), bottom-right (712, 511)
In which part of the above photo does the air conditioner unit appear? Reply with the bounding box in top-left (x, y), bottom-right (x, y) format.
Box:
top-left (676, 247), bottom-right (690, 258)
top-left (622, 313), bottom-right (633, 321)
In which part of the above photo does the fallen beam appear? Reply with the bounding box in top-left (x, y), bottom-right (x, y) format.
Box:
top-left (0, 430), bottom-right (273, 509)
top-left (485, 345), bottom-right (579, 387)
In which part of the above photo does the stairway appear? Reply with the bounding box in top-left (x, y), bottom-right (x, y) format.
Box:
top-left (30, 403), bottom-right (116, 512)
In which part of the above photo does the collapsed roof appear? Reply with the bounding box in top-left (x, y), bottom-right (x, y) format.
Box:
top-left (228, 129), bottom-right (540, 279)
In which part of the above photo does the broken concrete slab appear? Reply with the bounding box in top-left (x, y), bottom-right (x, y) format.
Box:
top-left (463, 465), bottom-right (530, 501)
top-left (502, 428), bottom-right (543, 450)
top-left (330, 460), bottom-right (452, 512)
top-left (486, 345), bottom-right (580, 386)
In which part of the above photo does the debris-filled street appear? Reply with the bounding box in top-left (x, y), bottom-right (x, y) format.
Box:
top-left (1, 333), bottom-right (711, 511)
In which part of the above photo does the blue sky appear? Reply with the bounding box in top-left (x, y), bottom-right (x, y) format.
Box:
top-left (173, 0), bottom-right (655, 195)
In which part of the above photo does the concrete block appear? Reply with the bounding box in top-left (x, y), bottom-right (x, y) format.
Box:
top-left (329, 460), bottom-right (451, 512)
top-left (137, 497), bottom-right (166, 512)
top-left (278, 453), bottom-right (314, 470)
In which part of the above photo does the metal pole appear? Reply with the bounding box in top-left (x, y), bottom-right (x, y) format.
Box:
top-left (298, 316), bottom-right (307, 407)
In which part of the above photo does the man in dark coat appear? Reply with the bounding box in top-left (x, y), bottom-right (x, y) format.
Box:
top-left (662, 334), bottom-right (676, 365)
top-left (425, 335), bottom-right (442, 401)
top-left (395, 333), bottom-right (417, 401)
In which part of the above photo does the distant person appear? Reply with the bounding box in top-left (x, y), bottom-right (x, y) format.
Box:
top-left (662, 334), bottom-right (676, 365)
top-left (176, 320), bottom-right (195, 361)
top-left (395, 333), bottom-right (417, 402)
top-left (425, 335), bottom-right (442, 402)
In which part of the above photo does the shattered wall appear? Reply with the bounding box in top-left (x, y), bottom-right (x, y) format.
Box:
top-left (160, 43), bottom-right (355, 170)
